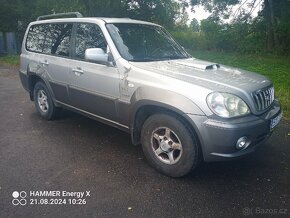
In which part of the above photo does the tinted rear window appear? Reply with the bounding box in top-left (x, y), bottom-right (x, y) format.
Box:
top-left (26, 24), bottom-right (46, 53)
top-left (26, 23), bottom-right (72, 57)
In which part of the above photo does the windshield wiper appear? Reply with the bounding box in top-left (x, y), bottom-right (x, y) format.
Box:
top-left (160, 55), bottom-right (189, 60)
top-left (129, 55), bottom-right (190, 62)
top-left (129, 58), bottom-right (161, 62)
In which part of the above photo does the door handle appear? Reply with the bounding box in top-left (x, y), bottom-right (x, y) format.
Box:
top-left (72, 68), bottom-right (84, 76)
top-left (40, 60), bottom-right (49, 66)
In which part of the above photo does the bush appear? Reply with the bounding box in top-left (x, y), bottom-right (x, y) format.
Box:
top-left (171, 31), bottom-right (204, 50)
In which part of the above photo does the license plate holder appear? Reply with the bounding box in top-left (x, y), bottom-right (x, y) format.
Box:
top-left (270, 112), bottom-right (282, 130)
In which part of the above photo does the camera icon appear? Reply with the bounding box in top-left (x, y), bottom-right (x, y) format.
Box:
top-left (12, 191), bottom-right (27, 206)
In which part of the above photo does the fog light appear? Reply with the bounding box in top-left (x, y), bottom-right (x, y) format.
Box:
top-left (236, 137), bottom-right (250, 150)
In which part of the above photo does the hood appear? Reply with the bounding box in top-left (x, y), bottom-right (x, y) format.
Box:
top-left (129, 58), bottom-right (271, 93)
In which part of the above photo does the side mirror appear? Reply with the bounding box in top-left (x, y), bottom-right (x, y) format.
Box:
top-left (85, 48), bottom-right (108, 63)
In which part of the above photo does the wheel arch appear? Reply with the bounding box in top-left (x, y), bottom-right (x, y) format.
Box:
top-left (27, 68), bottom-right (57, 105)
top-left (129, 87), bottom-right (205, 146)
top-left (27, 73), bottom-right (42, 101)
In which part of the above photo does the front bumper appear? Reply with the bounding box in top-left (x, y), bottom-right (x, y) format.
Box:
top-left (186, 100), bottom-right (282, 162)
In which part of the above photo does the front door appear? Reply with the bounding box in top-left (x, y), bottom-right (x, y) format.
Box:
top-left (68, 23), bottom-right (120, 121)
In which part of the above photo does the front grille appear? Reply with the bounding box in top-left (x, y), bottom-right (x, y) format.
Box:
top-left (252, 86), bottom-right (274, 111)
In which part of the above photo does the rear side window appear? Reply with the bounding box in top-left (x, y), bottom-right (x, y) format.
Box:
top-left (26, 24), bottom-right (46, 53)
top-left (26, 23), bottom-right (72, 57)
top-left (75, 23), bottom-right (107, 59)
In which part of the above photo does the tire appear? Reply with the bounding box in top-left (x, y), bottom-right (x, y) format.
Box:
top-left (33, 81), bottom-right (60, 120)
top-left (141, 113), bottom-right (201, 177)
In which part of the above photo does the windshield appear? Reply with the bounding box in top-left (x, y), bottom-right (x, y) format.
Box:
top-left (106, 23), bottom-right (191, 62)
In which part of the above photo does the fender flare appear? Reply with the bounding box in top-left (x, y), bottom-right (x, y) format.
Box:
top-left (129, 86), bottom-right (205, 123)
top-left (128, 87), bottom-right (205, 144)
top-left (26, 65), bottom-right (58, 105)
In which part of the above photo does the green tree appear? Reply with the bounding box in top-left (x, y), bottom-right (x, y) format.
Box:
top-left (190, 0), bottom-right (290, 53)
top-left (174, 0), bottom-right (189, 30)
top-left (0, 0), bottom-right (185, 32)
top-left (68, 0), bottom-right (182, 28)
top-left (0, 0), bottom-right (25, 32)
top-left (125, 0), bottom-right (181, 28)
top-left (82, 0), bottom-right (125, 17)
top-left (190, 18), bottom-right (200, 32)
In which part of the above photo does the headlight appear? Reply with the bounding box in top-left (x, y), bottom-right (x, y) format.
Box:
top-left (207, 92), bottom-right (250, 118)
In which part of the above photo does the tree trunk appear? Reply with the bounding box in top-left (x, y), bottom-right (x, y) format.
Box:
top-left (83, 0), bottom-right (94, 16)
top-left (268, 0), bottom-right (279, 46)
top-left (265, 0), bottom-right (278, 51)
top-left (264, 0), bottom-right (272, 50)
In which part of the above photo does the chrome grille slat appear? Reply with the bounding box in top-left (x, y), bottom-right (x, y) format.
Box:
top-left (264, 90), bottom-right (268, 107)
top-left (260, 92), bottom-right (265, 109)
top-left (252, 87), bottom-right (274, 111)
top-left (265, 89), bottom-right (270, 107)
top-left (270, 87), bottom-right (274, 103)
top-left (263, 91), bottom-right (267, 107)
top-left (266, 89), bottom-right (271, 107)
top-left (253, 95), bottom-right (261, 110)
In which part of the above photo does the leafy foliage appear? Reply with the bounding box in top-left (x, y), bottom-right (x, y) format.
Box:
top-left (0, 0), bottom-right (184, 33)
top-left (190, 18), bottom-right (200, 32)
top-left (189, 0), bottom-right (290, 54)
top-left (1, 0), bottom-right (289, 55)
top-left (190, 0), bottom-right (241, 20)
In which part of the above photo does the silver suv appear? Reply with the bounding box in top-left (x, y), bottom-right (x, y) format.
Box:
top-left (19, 13), bottom-right (282, 177)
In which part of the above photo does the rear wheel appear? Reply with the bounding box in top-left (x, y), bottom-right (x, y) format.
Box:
top-left (33, 81), bottom-right (60, 120)
top-left (141, 113), bottom-right (201, 177)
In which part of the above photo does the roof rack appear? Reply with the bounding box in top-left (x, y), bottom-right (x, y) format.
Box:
top-left (37, 12), bottom-right (83, 21)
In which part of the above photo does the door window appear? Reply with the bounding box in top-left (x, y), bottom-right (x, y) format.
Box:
top-left (43, 23), bottom-right (72, 57)
top-left (75, 23), bottom-right (107, 60)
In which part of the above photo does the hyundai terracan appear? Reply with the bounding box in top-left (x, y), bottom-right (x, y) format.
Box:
top-left (19, 13), bottom-right (282, 177)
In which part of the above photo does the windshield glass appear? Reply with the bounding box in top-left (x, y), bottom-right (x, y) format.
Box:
top-left (106, 23), bottom-right (191, 62)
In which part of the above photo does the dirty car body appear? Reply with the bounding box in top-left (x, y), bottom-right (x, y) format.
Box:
top-left (19, 15), bottom-right (282, 177)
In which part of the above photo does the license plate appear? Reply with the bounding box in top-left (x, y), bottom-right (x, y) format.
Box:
top-left (270, 112), bottom-right (282, 130)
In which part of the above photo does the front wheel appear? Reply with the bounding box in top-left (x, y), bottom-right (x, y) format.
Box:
top-left (141, 113), bottom-right (201, 177)
top-left (33, 81), bottom-right (60, 120)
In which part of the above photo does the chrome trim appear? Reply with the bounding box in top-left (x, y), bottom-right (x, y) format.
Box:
top-left (252, 86), bottom-right (274, 111)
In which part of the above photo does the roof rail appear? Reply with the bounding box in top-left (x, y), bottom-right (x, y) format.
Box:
top-left (37, 12), bottom-right (83, 21)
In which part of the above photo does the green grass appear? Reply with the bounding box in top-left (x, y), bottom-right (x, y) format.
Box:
top-left (0, 55), bottom-right (20, 66)
top-left (190, 50), bottom-right (290, 119)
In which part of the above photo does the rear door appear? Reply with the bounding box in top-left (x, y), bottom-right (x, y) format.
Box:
top-left (26, 23), bottom-right (73, 104)
top-left (40, 23), bottom-right (73, 104)
top-left (68, 22), bottom-right (120, 121)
